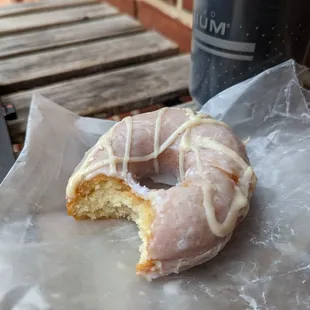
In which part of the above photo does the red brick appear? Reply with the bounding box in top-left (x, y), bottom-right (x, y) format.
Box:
top-left (107, 104), bottom-right (164, 121)
top-left (183, 0), bottom-right (193, 12)
top-left (138, 104), bottom-right (164, 113)
top-left (103, 0), bottom-right (136, 17)
top-left (13, 144), bottom-right (22, 153)
top-left (117, 111), bottom-right (132, 120)
top-left (137, 0), bottom-right (192, 52)
top-left (179, 95), bottom-right (192, 103)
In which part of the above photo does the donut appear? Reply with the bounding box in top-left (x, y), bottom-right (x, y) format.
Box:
top-left (66, 107), bottom-right (257, 280)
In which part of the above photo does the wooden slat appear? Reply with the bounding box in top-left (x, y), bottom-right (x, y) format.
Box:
top-left (0, 31), bottom-right (178, 93)
top-left (0, 0), bottom-right (99, 18)
top-left (0, 15), bottom-right (143, 59)
top-left (4, 55), bottom-right (190, 141)
top-left (0, 3), bottom-right (118, 36)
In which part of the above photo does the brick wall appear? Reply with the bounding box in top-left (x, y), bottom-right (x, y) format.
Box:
top-left (105, 0), bottom-right (193, 52)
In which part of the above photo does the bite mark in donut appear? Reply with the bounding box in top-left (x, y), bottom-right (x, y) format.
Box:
top-left (66, 108), bottom-right (257, 279)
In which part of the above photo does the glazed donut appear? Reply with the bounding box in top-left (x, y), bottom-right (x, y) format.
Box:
top-left (66, 107), bottom-right (257, 280)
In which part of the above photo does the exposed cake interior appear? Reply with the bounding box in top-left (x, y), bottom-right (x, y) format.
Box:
top-left (67, 174), bottom-right (155, 272)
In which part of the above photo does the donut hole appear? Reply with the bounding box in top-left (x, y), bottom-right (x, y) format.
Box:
top-left (139, 172), bottom-right (177, 190)
top-left (139, 178), bottom-right (171, 190)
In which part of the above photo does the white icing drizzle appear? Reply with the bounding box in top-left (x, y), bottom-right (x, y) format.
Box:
top-left (75, 118), bottom-right (229, 173)
top-left (193, 146), bottom-right (202, 177)
top-left (122, 117), bottom-right (133, 177)
top-left (178, 108), bottom-right (196, 181)
top-left (153, 108), bottom-right (168, 174)
top-left (202, 184), bottom-right (248, 237)
top-left (178, 128), bottom-right (191, 181)
top-left (185, 108), bottom-right (195, 119)
top-left (105, 128), bottom-right (117, 174)
top-left (67, 148), bottom-right (101, 192)
top-left (66, 108), bottom-right (255, 238)
top-left (195, 137), bottom-right (249, 170)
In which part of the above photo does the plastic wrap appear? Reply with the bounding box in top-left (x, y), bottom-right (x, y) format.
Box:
top-left (1, 60), bottom-right (310, 309)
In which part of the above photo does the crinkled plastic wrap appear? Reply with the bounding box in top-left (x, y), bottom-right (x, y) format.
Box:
top-left (1, 60), bottom-right (310, 309)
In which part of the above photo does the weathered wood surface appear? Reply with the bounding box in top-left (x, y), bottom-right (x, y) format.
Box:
top-left (0, 3), bottom-right (118, 35)
top-left (0, 0), bottom-right (99, 18)
top-left (0, 15), bottom-right (143, 59)
top-left (0, 31), bottom-right (178, 93)
top-left (4, 55), bottom-right (190, 141)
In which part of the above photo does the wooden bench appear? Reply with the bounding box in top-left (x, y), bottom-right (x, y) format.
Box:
top-left (0, 0), bottom-right (191, 145)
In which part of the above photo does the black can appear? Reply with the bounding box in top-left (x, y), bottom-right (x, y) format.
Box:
top-left (190, 0), bottom-right (310, 105)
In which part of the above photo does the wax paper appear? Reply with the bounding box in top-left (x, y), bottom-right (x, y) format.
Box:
top-left (1, 60), bottom-right (310, 310)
